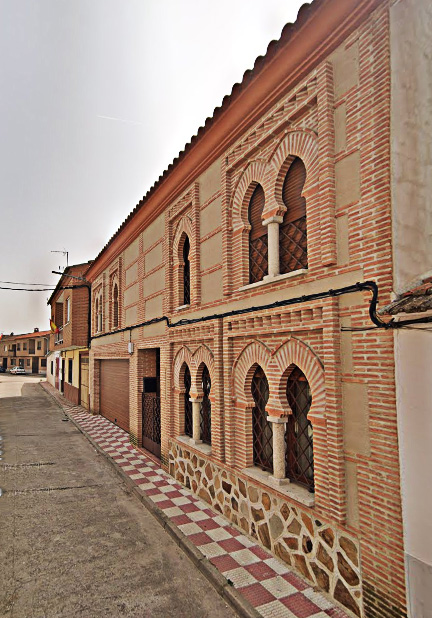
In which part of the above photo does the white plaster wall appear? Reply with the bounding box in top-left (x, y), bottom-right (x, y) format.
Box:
top-left (45, 351), bottom-right (58, 388)
top-left (395, 328), bottom-right (432, 617)
top-left (390, 0), bottom-right (432, 293)
top-left (395, 329), bottom-right (432, 565)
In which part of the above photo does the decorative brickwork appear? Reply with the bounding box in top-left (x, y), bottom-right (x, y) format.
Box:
top-left (85, 4), bottom-right (408, 617)
top-left (170, 440), bottom-right (362, 617)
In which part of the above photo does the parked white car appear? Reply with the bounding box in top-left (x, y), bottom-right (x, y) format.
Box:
top-left (10, 366), bottom-right (26, 374)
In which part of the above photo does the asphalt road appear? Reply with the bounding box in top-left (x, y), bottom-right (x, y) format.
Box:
top-left (0, 376), bottom-right (237, 618)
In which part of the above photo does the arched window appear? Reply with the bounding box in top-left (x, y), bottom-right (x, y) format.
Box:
top-left (98, 298), bottom-right (103, 333)
top-left (248, 184), bottom-right (268, 284)
top-left (200, 365), bottom-right (211, 445)
top-left (285, 366), bottom-right (314, 492)
top-left (95, 298), bottom-right (99, 333)
top-left (251, 365), bottom-right (273, 472)
top-left (183, 365), bottom-right (192, 437)
top-left (280, 157), bottom-right (308, 274)
top-left (183, 235), bottom-right (190, 305)
top-left (113, 283), bottom-right (119, 328)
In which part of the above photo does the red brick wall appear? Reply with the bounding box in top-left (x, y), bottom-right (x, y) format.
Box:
top-left (87, 4), bottom-right (406, 617)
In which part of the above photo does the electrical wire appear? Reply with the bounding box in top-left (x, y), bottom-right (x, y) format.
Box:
top-left (340, 326), bottom-right (380, 331)
top-left (91, 280), bottom-right (388, 341)
top-left (0, 286), bottom-right (56, 291)
top-left (0, 280), bottom-right (55, 286)
top-left (398, 325), bottom-right (432, 333)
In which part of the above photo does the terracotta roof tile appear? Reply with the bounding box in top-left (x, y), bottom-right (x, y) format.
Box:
top-left (379, 280), bottom-right (432, 315)
top-left (3, 331), bottom-right (51, 340)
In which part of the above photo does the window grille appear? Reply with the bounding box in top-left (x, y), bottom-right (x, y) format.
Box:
top-left (184, 365), bottom-right (192, 437)
top-left (280, 157), bottom-right (308, 274)
top-left (183, 236), bottom-right (190, 305)
top-left (248, 185), bottom-right (268, 283)
top-left (251, 366), bottom-right (273, 472)
top-left (285, 366), bottom-right (314, 492)
top-left (113, 284), bottom-right (119, 328)
top-left (95, 299), bottom-right (99, 332)
top-left (200, 365), bottom-right (211, 445)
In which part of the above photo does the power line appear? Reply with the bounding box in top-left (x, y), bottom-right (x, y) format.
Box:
top-left (0, 286), bottom-right (56, 291)
top-left (0, 280), bottom-right (56, 286)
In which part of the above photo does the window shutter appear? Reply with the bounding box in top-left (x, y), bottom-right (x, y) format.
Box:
top-left (282, 157), bottom-right (306, 222)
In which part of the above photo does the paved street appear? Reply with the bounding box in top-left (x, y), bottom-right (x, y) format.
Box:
top-left (0, 376), bottom-right (236, 618)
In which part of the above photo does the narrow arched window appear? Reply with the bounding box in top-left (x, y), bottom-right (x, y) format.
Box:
top-left (248, 184), bottom-right (268, 284)
top-left (200, 365), bottom-right (211, 445)
top-left (113, 283), bottom-right (119, 328)
top-left (280, 157), bottom-right (308, 274)
top-left (98, 298), bottom-right (103, 333)
top-left (183, 365), bottom-right (192, 437)
top-left (95, 298), bottom-right (99, 333)
top-left (251, 365), bottom-right (273, 472)
top-left (183, 235), bottom-right (190, 305)
top-left (285, 366), bottom-right (314, 492)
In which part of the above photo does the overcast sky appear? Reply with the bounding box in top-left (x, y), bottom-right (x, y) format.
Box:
top-left (0, 0), bottom-right (306, 335)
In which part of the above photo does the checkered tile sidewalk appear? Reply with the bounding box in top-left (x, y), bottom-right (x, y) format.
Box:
top-left (42, 382), bottom-right (348, 618)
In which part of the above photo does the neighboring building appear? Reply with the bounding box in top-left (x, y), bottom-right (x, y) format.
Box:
top-left (80, 1), bottom-right (431, 616)
top-left (0, 329), bottom-right (50, 374)
top-left (379, 280), bottom-right (432, 618)
top-left (376, 1), bottom-right (432, 613)
top-left (47, 262), bottom-right (92, 408)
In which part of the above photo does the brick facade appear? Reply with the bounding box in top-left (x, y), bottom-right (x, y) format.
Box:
top-left (0, 329), bottom-right (50, 374)
top-left (47, 262), bottom-right (92, 407)
top-left (85, 3), bottom-right (407, 617)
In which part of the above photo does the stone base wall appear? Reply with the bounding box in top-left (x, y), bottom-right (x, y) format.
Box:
top-left (169, 439), bottom-right (362, 617)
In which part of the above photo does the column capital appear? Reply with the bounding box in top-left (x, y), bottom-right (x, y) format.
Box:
top-left (262, 215), bottom-right (283, 226)
top-left (267, 415), bottom-right (289, 425)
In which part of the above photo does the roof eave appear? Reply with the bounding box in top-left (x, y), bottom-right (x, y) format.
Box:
top-left (86, 0), bottom-right (384, 282)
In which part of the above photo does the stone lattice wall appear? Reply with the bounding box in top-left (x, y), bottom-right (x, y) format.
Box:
top-left (170, 440), bottom-right (362, 617)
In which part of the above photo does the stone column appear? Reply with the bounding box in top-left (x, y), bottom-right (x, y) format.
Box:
top-left (268, 417), bottom-right (288, 484)
top-left (263, 216), bottom-right (283, 279)
top-left (190, 397), bottom-right (203, 444)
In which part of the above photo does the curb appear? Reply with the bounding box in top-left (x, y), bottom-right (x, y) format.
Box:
top-left (40, 383), bottom-right (260, 618)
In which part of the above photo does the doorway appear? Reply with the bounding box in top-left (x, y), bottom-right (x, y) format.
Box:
top-left (141, 349), bottom-right (161, 459)
top-left (61, 359), bottom-right (65, 393)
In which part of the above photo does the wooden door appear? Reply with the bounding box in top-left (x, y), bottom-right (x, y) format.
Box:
top-left (80, 355), bottom-right (89, 409)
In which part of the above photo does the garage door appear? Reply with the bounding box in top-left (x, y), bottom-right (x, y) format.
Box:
top-left (80, 356), bottom-right (89, 409)
top-left (100, 359), bottom-right (130, 432)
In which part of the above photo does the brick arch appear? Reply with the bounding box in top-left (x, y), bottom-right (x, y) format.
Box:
top-left (172, 215), bottom-right (195, 307)
top-left (109, 272), bottom-right (120, 330)
top-left (191, 344), bottom-right (215, 396)
top-left (270, 130), bottom-right (319, 210)
top-left (173, 216), bottom-right (194, 257)
top-left (93, 283), bottom-right (103, 335)
top-left (173, 345), bottom-right (194, 391)
top-left (231, 160), bottom-right (268, 232)
top-left (273, 336), bottom-right (325, 423)
top-left (232, 339), bottom-right (277, 407)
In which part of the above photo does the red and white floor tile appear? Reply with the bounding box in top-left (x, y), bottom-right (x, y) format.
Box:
top-left (42, 383), bottom-right (348, 618)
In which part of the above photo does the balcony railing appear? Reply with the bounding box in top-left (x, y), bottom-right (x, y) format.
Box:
top-left (55, 327), bottom-right (63, 345)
